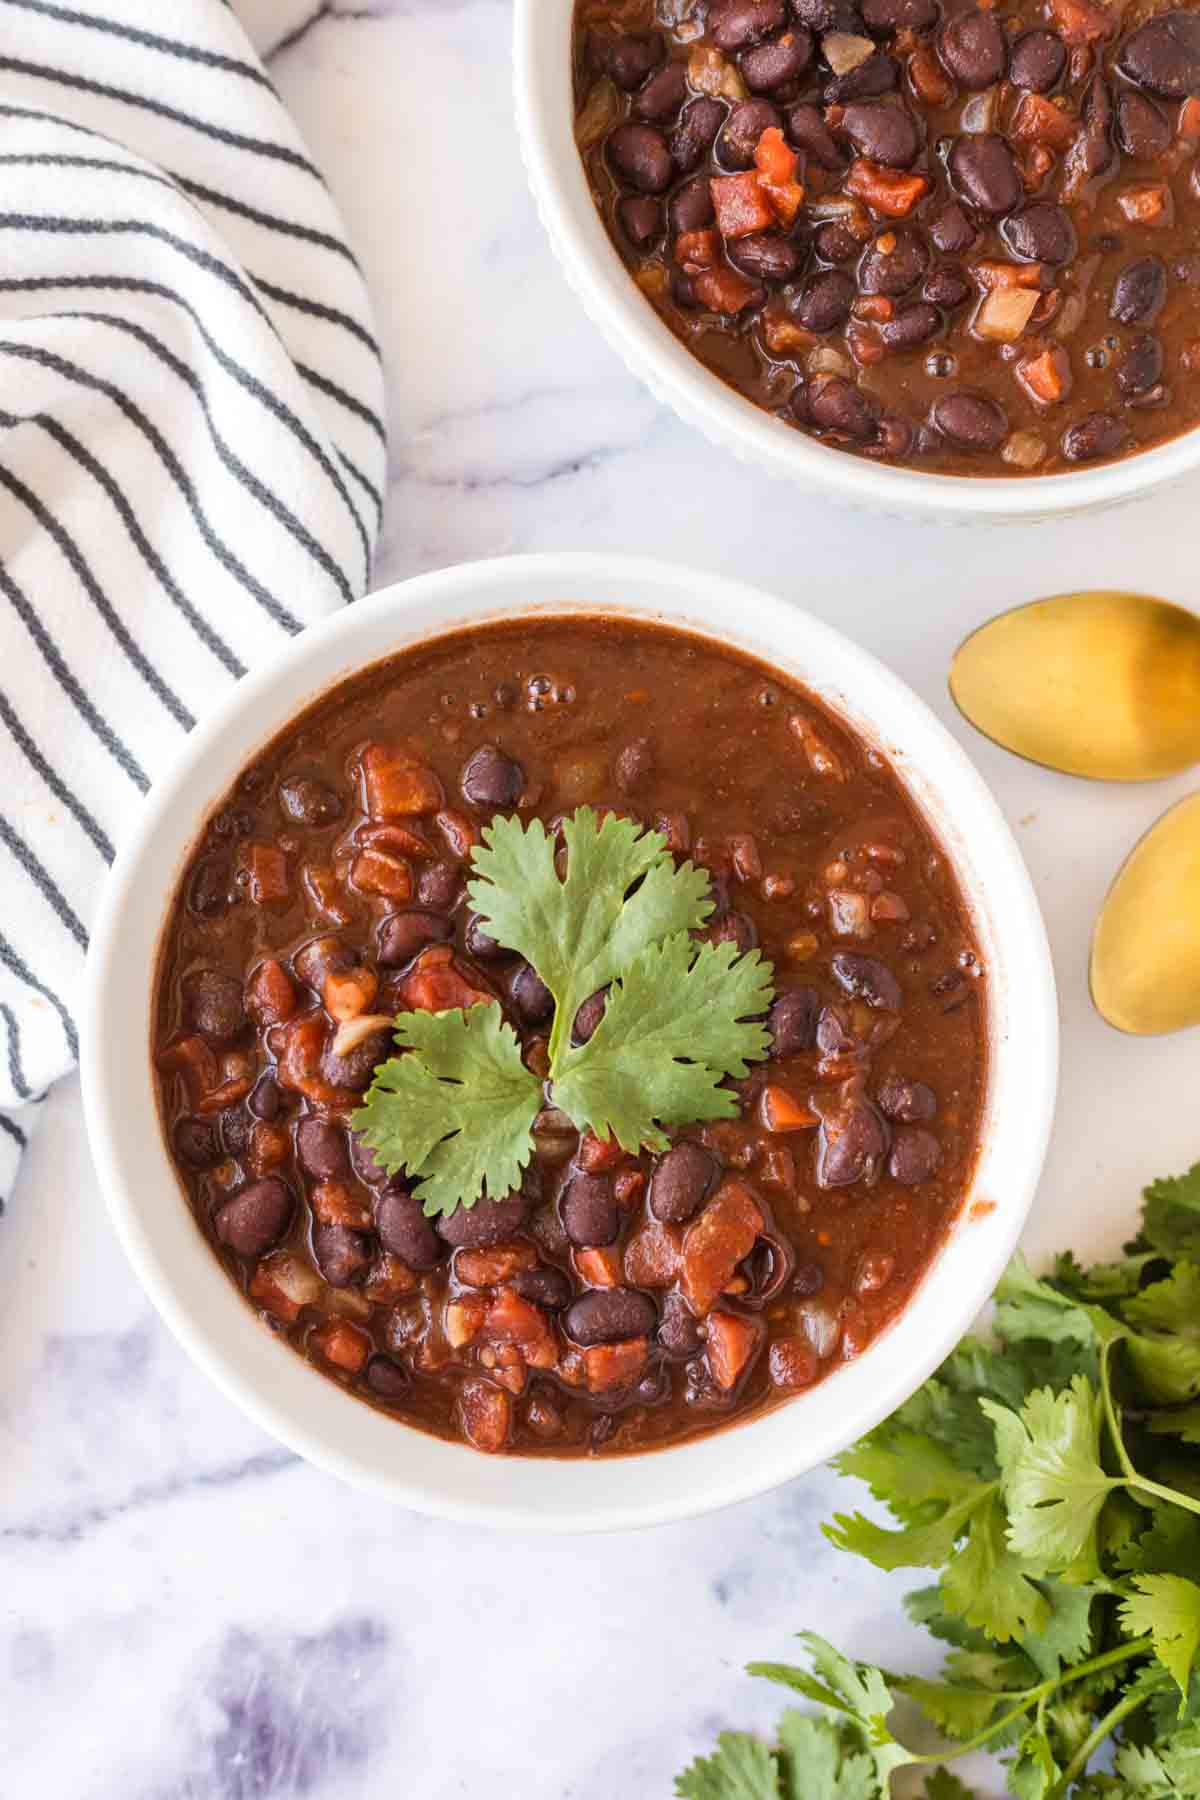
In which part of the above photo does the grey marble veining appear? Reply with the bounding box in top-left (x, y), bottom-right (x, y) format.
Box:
top-left (5, 2), bottom-right (1200, 1795)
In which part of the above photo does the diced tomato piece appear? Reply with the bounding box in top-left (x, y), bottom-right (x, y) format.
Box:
top-left (363, 1253), bottom-right (418, 1304)
top-left (1046, 0), bottom-right (1114, 43)
top-left (454, 1242), bottom-right (538, 1287)
top-left (157, 1033), bottom-right (219, 1104)
top-left (574, 1245), bottom-right (624, 1288)
top-left (1017, 345), bottom-right (1072, 406)
top-left (578, 1131), bottom-right (624, 1173)
top-left (753, 126), bottom-right (805, 226)
top-left (459, 1377), bottom-right (512, 1452)
top-left (273, 1011), bottom-right (357, 1108)
top-left (1011, 92), bottom-right (1079, 150)
top-left (707, 1310), bottom-right (763, 1391)
top-left (907, 43), bottom-right (955, 105)
top-left (761, 307), bottom-right (817, 357)
top-left (323, 965), bottom-right (379, 1022)
top-left (761, 1085), bottom-right (820, 1133)
top-left (435, 810), bottom-right (478, 860)
top-left (487, 1344), bottom-right (530, 1395)
top-left (244, 842), bottom-right (289, 906)
top-left (710, 170), bottom-right (775, 239)
top-left (1019, 143), bottom-right (1056, 191)
top-left (309, 1319), bottom-right (371, 1374)
top-left (871, 890), bottom-right (910, 923)
top-left (247, 1121), bottom-right (291, 1177)
top-left (854, 293), bottom-right (893, 323)
top-left (360, 743), bottom-right (443, 819)
top-left (483, 1287), bottom-right (551, 1347)
top-left (246, 958), bottom-right (296, 1027)
top-left (1117, 183), bottom-right (1172, 226)
top-left (613, 1166), bottom-right (646, 1208)
top-left (1181, 96), bottom-right (1200, 141)
top-left (623, 1219), bottom-right (683, 1288)
top-left (691, 266), bottom-right (764, 314)
top-left (397, 944), bottom-right (495, 1014)
top-left (768, 1334), bottom-right (820, 1391)
top-left (681, 1179), bottom-right (764, 1315)
top-left (585, 1337), bottom-right (650, 1393)
top-left (675, 227), bottom-right (720, 272)
top-left (310, 1180), bottom-right (373, 1228)
top-left (356, 821), bottom-right (432, 858)
top-left (351, 848), bottom-right (413, 902)
top-left (301, 862), bottom-right (352, 925)
top-left (845, 159), bottom-right (928, 217)
top-left (194, 1075), bottom-right (253, 1116)
top-left (445, 1295), bottom-right (488, 1348)
top-left (250, 1251), bottom-right (322, 1323)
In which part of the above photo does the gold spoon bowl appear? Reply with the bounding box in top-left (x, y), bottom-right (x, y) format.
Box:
top-left (1090, 792), bottom-right (1200, 1037)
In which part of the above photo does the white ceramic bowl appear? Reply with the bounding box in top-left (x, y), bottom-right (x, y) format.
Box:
top-left (83, 554), bottom-right (1057, 1530)
top-left (513, 3), bottom-right (1200, 522)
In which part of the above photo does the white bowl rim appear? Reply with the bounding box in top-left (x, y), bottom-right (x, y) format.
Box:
top-left (512, 1), bottom-right (1200, 520)
top-left (82, 552), bottom-right (1058, 1532)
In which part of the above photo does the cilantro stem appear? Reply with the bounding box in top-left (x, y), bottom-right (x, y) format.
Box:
top-left (903, 1636), bottom-right (1155, 1766)
top-left (1099, 1336), bottom-right (1200, 1516)
top-left (1045, 1670), bottom-right (1168, 1799)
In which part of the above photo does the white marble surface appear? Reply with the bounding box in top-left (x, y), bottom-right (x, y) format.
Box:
top-left (5, 2), bottom-right (1200, 1794)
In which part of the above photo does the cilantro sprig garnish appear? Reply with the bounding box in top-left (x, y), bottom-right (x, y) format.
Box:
top-left (353, 807), bottom-right (773, 1217)
top-left (675, 1161), bottom-right (1200, 1800)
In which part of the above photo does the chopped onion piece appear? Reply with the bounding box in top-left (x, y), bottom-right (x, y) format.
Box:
top-left (960, 86), bottom-right (999, 132)
top-left (822, 31), bottom-right (875, 73)
top-left (828, 889), bottom-right (873, 939)
top-left (1002, 430), bottom-right (1047, 468)
top-left (575, 77), bottom-right (619, 151)
top-left (975, 287), bottom-right (1040, 342)
top-left (807, 345), bottom-right (854, 378)
top-left (797, 1298), bottom-right (842, 1360)
top-left (688, 44), bottom-right (747, 101)
top-left (330, 1013), bottom-right (395, 1060)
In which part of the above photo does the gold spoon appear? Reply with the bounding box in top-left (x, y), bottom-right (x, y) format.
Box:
top-left (949, 590), bottom-right (1200, 782)
top-left (1090, 793), bottom-right (1200, 1036)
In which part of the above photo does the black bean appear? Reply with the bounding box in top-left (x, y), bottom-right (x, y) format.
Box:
top-left (219, 1105), bottom-right (253, 1160)
top-left (214, 1178), bottom-right (293, 1258)
top-left (786, 101), bottom-right (846, 167)
top-left (378, 1185), bottom-right (445, 1266)
top-left (313, 1224), bottom-right (372, 1288)
top-left (711, 0), bottom-right (787, 52)
top-left (560, 1171), bottom-right (620, 1247)
top-left (1009, 29), bottom-right (1066, 91)
top-left (816, 1004), bottom-right (858, 1057)
top-left (741, 26), bottom-right (814, 90)
top-left (649, 1141), bottom-right (721, 1222)
top-left (824, 49), bottom-right (899, 102)
top-left (948, 132), bottom-right (1021, 215)
top-left (922, 264), bottom-right (971, 308)
top-left (878, 300), bottom-right (939, 349)
top-left (277, 774), bottom-right (343, 827)
top-left (814, 219), bottom-right (859, 262)
top-left (769, 986), bottom-right (821, 1056)
top-left (793, 1259), bottom-right (825, 1296)
top-left (1111, 256), bottom-right (1167, 326)
top-left (417, 860), bottom-right (461, 910)
top-left (437, 1188), bottom-right (531, 1249)
top-left (808, 374), bottom-right (877, 438)
top-left (293, 935), bottom-right (352, 992)
top-left (565, 1287), bottom-right (658, 1346)
top-left (858, 226), bottom-right (928, 295)
top-left (350, 1134), bottom-right (389, 1187)
top-left (793, 0), bottom-right (864, 30)
top-left (249, 1074), bottom-right (283, 1123)
top-left (609, 120), bottom-right (677, 194)
top-left (669, 174), bottom-right (717, 238)
top-left (1062, 412), bottom-right (1130, 462)
top-left (1116, 90), bottom-right (1172, 158)
top-left (511, 962), bottom-right (554, 1025)
top-left (815, 1097), bottom-right (890, 1187)
top-left (929, 200), bottom-right (976, 252)
top-left (1001, 202), bottom-right (1076, 266)
top-left (614, 736), bottom-right (654, 792)
top-left (1117, 333), bottom-right (1164, 399)
top-left (174, 1115), bottom-right (222, 1169)
top-left (872, 414), bottom-right (915, 457)
top-left (461, 913), bottom-right (505, 961)
top-left (377, 908), bottom-right (453, 967)
top-left (591, 29), bottom-right (664, 90)
top-left (513, 1266), bottom-right (573, 1310)
top-left (618, 194), bottom-right (664, 248)
top-left (931, 389), bottom-right (1008, 450)
top-left (876, 1074), bottom-right (937, 1121)
top-left (320, 1027), bottom-right (391, 1094)
top-left (792, 266), bottom-right (856, 330)
top-left (889, 1126), bottom-right (942, 1185)
top-left (1119, 11), bottom-right (1200, 100)
top-left (460, 743), bottom-right (524, 809)
top-left (572, 989), bottom-right (608, 1046)
top-left (709, 909), bottom-right (760, 951)
top-left (657, 1293), bottom-right (704, 1359)
top-left (296, 1116), bottom-right (350, 1181)
top-left (365, 1356), bottom-right (410, 1400)
top-left (938, 8), bottom-right (1006, 86)
top-left (633, 60), bottom-right (688, 122)
top-left (729, 231), bottom-right (805, 280)
top-left (182, 969), bottom-right (245, 1043)
top-left (719, 98), bottom-right (783, 168)
top-left (188, 854), bottom-right (233, 919)
top-left (841, 98), bottom-right (920, 165)
top-left (861, 0), bottom-right (937, 31)
top-left (671, 99), bottom-right (726, 175)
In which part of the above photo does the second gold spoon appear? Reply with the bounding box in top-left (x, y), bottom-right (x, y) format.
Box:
top-left (950, 591), bottom-right (1200, 782)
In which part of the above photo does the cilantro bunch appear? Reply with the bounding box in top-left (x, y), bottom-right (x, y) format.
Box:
top-left (354, 808), bottom-right (774, 1217)
top-left (677, 1164), bottom-right (1200, 1800)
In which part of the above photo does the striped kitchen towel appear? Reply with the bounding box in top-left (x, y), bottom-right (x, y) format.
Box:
top-left (0, 0), bottom-right (387, 1207)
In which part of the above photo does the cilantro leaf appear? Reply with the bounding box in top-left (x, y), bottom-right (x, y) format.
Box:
top-left (1147, 1406), bottom-right (1200, 1448)
top-left (775, 1714), bottom-right (877, 1800)
top-left (982, 1376), bottom-right (1116, 1573)
top-left (676, 1732), bottom-right (780, 1800)
top-left (898, 1672), bottom-right (1012, 1741)
top-left (1007, 1724), bottom-right (1061, 1800)
top-left (834, 1426), bottom-right (988, 1522)
top-left (551, 933), bottom-right (773, 1152)
top-left (924, 1772), bottom-right (977, 1800)
top-left (750, 1636), bottom-right (916, 1788)
top-left (824, 1486), bottom-right (991, 1574)
top-left (1121, 1576), bottom-right (1200, 1709)
top-left (1124, 1266), bottom-right (1200, 1406)
top-left (468, 807), bottom-right (713, 1063)
top-left (1142, 1166), bottom-right (1200, 1261)
top-left (995, 1257), bottom-right (1126, 1351)
top-left (352, 1004), bottom-right (540, 1217)
top-left (940, 1494), bottom-right (1052, 1646)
